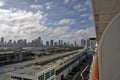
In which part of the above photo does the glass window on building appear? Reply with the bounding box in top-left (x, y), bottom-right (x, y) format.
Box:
top-left (38, 74), bottom-right (44, 80)
top-left (45, 71), bottom-right (50, 80)
top-left (11, 76), bottom-right (22, 80)
top-left (51, 69), bottom-right (55, 76)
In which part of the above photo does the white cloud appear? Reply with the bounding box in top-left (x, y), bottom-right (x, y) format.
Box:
top-left (58, 19), bottom-right (74, 25)
top-left (74, 3), bottom-right (87, 12)
top-left (49, 26), bottom-right (70, 37)
top-left (85, 0), bottom-right (91, 6)
top-left (22, 2), bottom-right (27, 5)
top-left (80, 14), bottom-right (88, 17)
top-left (9, 8), bottom-right (17, 11)
top-left (64, 0), bottom-right (78, 4)
top-left (0, 0), bottom-right (4, 7)
top-left (35, 0), bottom-right (38, 3)
top-left (0, 9), bottom-right (47, 40)
top-left (45, 2), bottom-right (52, 9)
top-left (30, 4), bottom-right (43, 10)
top-left (61, 27), bottom-right (96, 41)
top-left (89, 15), bottom-right (94, 21)
top-left (0, 9), bottom-right (72, 41)
top-left (64, 0), bottom-right (70, 4)
top-left (81, 8), bottom-right (87, 12)
top-left (74, 4), bottom-right (82, 11)
top-left (80, 20), bottom-right (86, 23)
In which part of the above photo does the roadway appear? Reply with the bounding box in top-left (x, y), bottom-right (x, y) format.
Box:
top-left (7, 49), bottom-right (82, 67)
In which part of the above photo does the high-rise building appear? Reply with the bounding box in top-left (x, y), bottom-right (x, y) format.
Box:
top-left (61, 40), bottom-right (63, 46)
top-left (64, 42), bottom-right (67, 46)
top-left (13, 41), bottom-right (16, 47)
top-left (17, 39), bottom-right (24, 48)
top-left (41, 40), bottom-right (43, 46)
top-left (24, 39), bottom-right (27, 47)
top-left (87, 39), bottom-right (90, 47)
top-left (1, 37), bottom-right (4, 43)
top-left (81, 39), bottom-right (86, 47)
top-left (0, 37), bottom-right (4, 47)
top-left (35, 39), bottom-right (38, 47)
top-left (74, 41), bottom-right (77, 46)
top-left (32, 40), bottom-right (35, 47)
top-left (46, 41), bottom-right (49, 46)
top-left (54, 42), bottom-right (57, 46)
top-left (7, 40), bottom-right (13, 47)
top-left (59, 40), bottom-right (61, 46)
top-left (50, 40), bottom-right (54, 47)
top-left (38, 37), bottom-right (41, 46)
top-left (89, 38), bottom-right (96, 48)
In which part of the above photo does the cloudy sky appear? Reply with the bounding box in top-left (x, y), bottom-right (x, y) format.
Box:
top-left (0, 0), bottom-right (96, 44)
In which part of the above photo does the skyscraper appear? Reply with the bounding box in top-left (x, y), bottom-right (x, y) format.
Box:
top-left (7, 40), bottom-right (13, 47)
top-left (74, 41), bottom-right (77, 46)
top-left (46, 41), bottom-right (49, 46)
top-left (89, 38), bottom-right (96, 48)
top-left (35, 39), bottom-right (38, 47)
top-left (17, 39), bottom-right (25, 48)
top-left (54, 42), bottom-right (58, 46)
top-left (61, 40), bottom-right (63, 46)
top-left (50, 40), bottom-right (54, 47)
top-left (1, 37), bottom-right (4, 43)
top-left (59, 40), bottom-right (61, 46)
top-left (38, 37), bottom-right (41, 46)
top-left (81, 39), bottom-right (86, 47)
top-left (87, 39), bottom-right (90, 47)
top-left (24, 39), bottom-right (27, 47)
top-left (41, 40), bottom-right (43, 46)
top-left (13, 41), bottom-right (17, 47)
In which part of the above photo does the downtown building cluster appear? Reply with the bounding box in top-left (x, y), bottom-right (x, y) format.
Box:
top-left (0, 37), bottom-right (77, 48)
top-left (81, 38), bottom-right (96, 48)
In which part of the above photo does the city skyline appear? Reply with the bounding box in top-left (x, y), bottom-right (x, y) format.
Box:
top-left (0, 0), bottom-right (96, 43)
top-left (0, 36), bottom-right (79, 47)
top-left (0, 36), bottom-right (92, 47)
